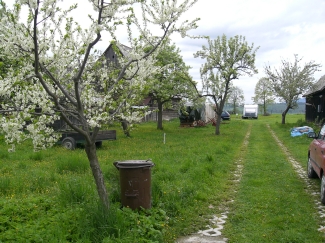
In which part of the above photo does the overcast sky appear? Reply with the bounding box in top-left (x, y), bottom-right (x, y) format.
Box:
top-left (171, 0), bottom-right (325, 103)
top-left (5, 0), bottom-right (325, 103)
top-left (76, 0), bottom-right (325, 103)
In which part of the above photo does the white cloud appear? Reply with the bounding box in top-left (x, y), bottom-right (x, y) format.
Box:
top-left (171, 0), bottom-right (325, 103)
top-left (4, 0), bottom-right (325, 103)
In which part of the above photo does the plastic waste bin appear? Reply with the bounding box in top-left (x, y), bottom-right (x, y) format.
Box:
top-left (113, 160), bottom-right (155, 210)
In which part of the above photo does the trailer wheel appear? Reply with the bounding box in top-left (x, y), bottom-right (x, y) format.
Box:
top-left (62, 137), bottom-right (76, 150)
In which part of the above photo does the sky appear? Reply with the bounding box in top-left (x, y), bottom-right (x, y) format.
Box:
top-left (74, 0), bottom-right (325, 103)
top-left (171, 0), bottom-right (325, 103)
top-left (4, 0), bottom-right (325, 103)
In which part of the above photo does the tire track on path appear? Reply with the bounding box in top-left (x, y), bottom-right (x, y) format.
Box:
top-left (267, 124), bottom-right (325, 233)
top-left (177, 124), bottom-right (252, 243)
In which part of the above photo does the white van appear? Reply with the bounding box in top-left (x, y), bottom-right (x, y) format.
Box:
top-left (242, 105), bottom-right (258, 119)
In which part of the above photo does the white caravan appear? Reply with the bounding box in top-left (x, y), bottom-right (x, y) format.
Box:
top-left (242, 105), bottom-right (258, 119)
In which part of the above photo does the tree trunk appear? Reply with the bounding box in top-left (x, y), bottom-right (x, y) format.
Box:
top-left (214, 114), bottom-right (221, 135)
top-left (281, 106), bottom-right (290, 124)
top-left (232, 101), bottom-right (236, 114)
top-left (85, 142), bottom-right (109, 209)
top-left (157, 101), bottom-right (163, 130)
top-left (121, 120), bottom-right (130, 137)
top-left (281, 112), bottom-right (286, 124)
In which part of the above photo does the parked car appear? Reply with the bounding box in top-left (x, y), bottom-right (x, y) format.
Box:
top-left (221, 111), bottom-right (230, 120)
top-left (307, 130), bottom-right (325, 204)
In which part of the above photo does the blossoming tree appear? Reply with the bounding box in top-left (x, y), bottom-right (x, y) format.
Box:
top-left (264, 54), bottom-right (321, 124)
top-left (145, 38), bottom-right (198, 130)
top-left (0, 0), bottom-right (199, 208)
top-left (194, 35), bottom-right (258, 135)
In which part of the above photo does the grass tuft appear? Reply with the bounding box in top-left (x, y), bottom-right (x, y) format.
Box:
top-left (205, 154), bottom-right (213, 162)
top-left (58, 177), bottom-right (94, 205)
top-left (0, 151), bottom-right (9, 159)
top-left (55, 154), bottom-right (89, 174)
top-left (0, 177), bottom-right (11, 195)
top-left (29, 152), bottom-right (43, 161)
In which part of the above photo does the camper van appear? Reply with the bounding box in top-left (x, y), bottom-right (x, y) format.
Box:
top-left (242, 105), bottom-right (258, 119)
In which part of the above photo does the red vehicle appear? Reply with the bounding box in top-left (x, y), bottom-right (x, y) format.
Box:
top-left (308, 131), bottom-right (325, 204)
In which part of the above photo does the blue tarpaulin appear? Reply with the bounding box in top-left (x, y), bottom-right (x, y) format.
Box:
top-left (290, 126), bottom-right (314, 137)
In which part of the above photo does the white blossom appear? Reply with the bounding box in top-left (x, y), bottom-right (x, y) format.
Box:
top-left (0, 0), bottom-right (199, 151)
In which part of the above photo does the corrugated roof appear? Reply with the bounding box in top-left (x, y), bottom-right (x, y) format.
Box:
top-left (304, 75), bottom-right (325, 96)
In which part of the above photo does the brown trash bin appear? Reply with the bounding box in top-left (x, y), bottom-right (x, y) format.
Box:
top-left (113, 160), bottom-right (155, 210)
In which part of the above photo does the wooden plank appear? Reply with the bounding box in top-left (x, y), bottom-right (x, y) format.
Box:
top-left (58, 130), bottom-right (116, 144)
top-left (96, 130), bottom-right (117, 140)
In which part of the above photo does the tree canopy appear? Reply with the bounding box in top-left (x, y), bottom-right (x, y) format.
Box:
top-left (252, 77), bottom-right (275, 116)
top-left (264, 54), bottom-right (321, 124)
top-left (227, 86), bottom-right (244, 114)
top-left (194, 35), bottom-right (258, 135)
top-left (0, 0), bottom-right (199, 208)
top-left (145, 38), bottom-right (197, 130)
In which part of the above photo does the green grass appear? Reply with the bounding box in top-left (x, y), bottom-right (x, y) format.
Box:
top-left (224, 120), bottom-right (322, 242)
top-left (0, 115), bottom-right (324, 242)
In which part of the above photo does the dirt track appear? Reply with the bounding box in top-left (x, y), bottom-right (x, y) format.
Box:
top-left (177, 125), bottom-right (251, 243)
top-left (177, 124), bottom-right (325, 242)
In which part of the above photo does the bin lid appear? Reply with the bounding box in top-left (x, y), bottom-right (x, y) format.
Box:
top-left (113, 160), bottom-right (155, 169)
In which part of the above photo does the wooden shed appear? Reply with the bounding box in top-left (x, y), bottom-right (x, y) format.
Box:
top-left (304, 75), bottom-right (325, 123)
top-left (102, 42), bottom-right (132, 66)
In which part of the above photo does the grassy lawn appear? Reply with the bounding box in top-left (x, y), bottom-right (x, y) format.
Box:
top-left (224, 117), bottom-right (323, 242)
top-left (0, 114), bottom-right (324, 242)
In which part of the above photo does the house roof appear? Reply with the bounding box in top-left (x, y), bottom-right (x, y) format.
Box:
top-left (141, 97), bottom-right (152, 106)
top-left (103, 42), bottom-right (131, 57)
top-left (304, 75), bottom-right (325, 96)
top-left (118, 44), bottom-right (132, 57)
